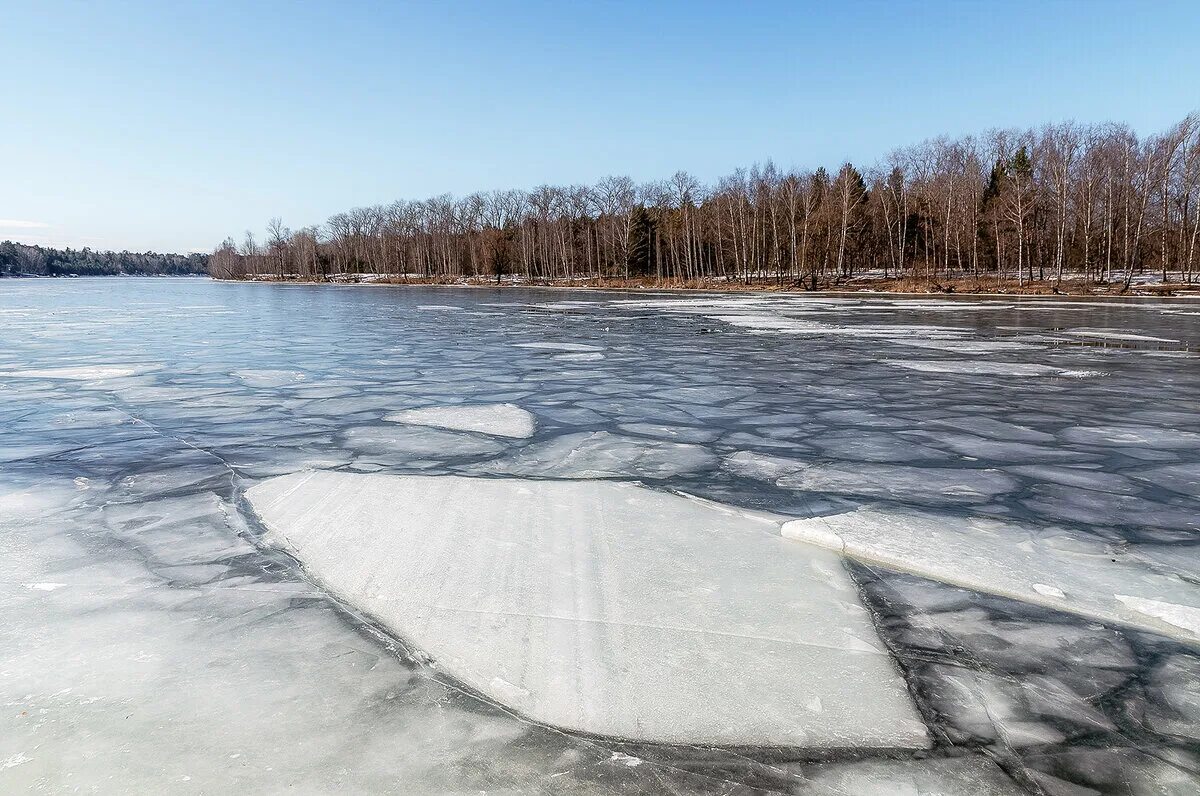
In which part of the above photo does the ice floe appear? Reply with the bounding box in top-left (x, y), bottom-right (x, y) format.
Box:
top-left (799, 756), bottom-right (1022, 795)
top-left (473, 430), bottom-right (716, 479)
top-left (384, 403), bottom-right (535, 439)
top-left (781, 506), bottom-right (1200, 643)
top-left (0, 364), bottom-right (157, 380)
top-left (884, 360), bottom-right (1101, 378)
top-left (726, 452), bottom-right (1019, 505)
top-left (246, 470), bottom-right (929, 747)
top-left (339, 425), bottom-right (506, 458)
top-left (1061, 425), bottom-right (1200, 449)
top-left (231, 369), bottom-right (307, 388)
top-left (512, 342), bottom-right (604, 352)
top-left (1064, 329), bottom-right (1180, 343)
top-left (552, 352), bottom-right (605, 361)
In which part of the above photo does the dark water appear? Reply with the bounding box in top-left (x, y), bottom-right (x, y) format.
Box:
top-left (2, 278), bottom-right (1198, 793)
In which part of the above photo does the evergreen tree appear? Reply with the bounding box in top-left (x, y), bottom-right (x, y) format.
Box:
top-left (626, 206), bottom-right (654, 277)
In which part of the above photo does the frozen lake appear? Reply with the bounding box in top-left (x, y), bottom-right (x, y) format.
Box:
top-left (2, 277), bottom-right (1200, 794)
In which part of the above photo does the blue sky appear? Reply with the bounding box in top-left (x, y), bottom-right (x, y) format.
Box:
top-left (4, 0), bottom-right (1198, 253)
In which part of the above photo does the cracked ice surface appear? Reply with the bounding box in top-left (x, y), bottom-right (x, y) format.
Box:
top-left (4, 279), bottom-right (1200, 792)
top-left (246, 470), bottom-right (929, 748)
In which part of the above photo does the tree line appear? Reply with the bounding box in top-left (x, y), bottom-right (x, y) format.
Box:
top-left (0, 241), bottom-right (208, 277)
top-left (209, 113), bottom-right (1200, 289)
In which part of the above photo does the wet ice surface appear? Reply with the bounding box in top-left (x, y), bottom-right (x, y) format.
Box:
top-left (2, 279), bottom-right (1200, 794)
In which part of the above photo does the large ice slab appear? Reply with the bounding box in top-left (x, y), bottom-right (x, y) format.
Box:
top-left (245, 471), bottom-right (929, 748)
top-left (781, 507), bottom-right (1200, 643)
top-left (384, 403), bottom-right (535, 438)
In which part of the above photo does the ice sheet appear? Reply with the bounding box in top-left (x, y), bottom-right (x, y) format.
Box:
top-left (246, 470), bottom-right (929, 748)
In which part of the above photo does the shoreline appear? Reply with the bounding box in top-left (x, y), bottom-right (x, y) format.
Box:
top-left (210, 274), bottom-right (1200, 302)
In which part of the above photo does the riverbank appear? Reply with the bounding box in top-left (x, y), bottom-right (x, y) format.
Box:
top-left (215, 272), bottom-right (1200, 299)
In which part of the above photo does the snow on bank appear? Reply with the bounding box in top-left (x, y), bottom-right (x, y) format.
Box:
top-left (781, 507), bottom-right (1200, 644)
top-left (384, 403), bottom-right (536, 439)
top-left (245, 471), bottom-right (929, 748)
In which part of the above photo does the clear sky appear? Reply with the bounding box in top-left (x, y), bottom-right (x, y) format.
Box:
top-left (4, 0), bottom-right (1199, 253)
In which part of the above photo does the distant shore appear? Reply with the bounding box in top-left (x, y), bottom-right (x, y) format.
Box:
top-left (0, 272), bottom-right (207, 279)
top-left (213, 273), bottom-right (1200, 300)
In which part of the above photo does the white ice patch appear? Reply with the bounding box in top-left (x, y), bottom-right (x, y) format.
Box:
top-left (780, 463), bottom-right (1018, 505)
top-left (384, 403), bottom-right (535, 439)
top-left (901, 338), bottom-right (1039, 353)
top-left (884, 360), bottom-right (1100, 378)
top-left (339, 425), bottom-right (506, 458)
top-left (781, 507), bottom-right (1200, 643)
top-left (801, 754), bottom-right (1023, 795)
top-left (0, 365), bottom-right (157, 380)
top-left (1064, 329), bottom-right (1180, 343)
top-left (709, 314), bottom-right (965, 341)
top-left (246, 471), bottom-right (929, 748)
top-left (2, 753), bottom-right (32, 771)
top-left (1032, 583), bottom-right (1067, 599)
top-left (1115, 595), bottom-right (1200, 638)
top-left (512, 342), bottom-right (604, 352)
top-left (724, 452), bottom-right (1018, 505)
top-left (608, 752), bottom-right (642, 768)
top-left (1061, 425), bottom-right (1200, 449)
top-left (231, 369), bottom-right (307, 388)
top-left (552, 352), bottom-right (605, 361)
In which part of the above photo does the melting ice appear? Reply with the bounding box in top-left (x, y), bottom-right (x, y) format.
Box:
top-left (2, 278), bottom-right (1200, 793)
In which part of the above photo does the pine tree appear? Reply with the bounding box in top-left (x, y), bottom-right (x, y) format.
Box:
top-left (626, 206), bottom-right (654, 277)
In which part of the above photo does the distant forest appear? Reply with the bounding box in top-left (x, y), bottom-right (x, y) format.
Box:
top-left (210, 114), bottom-right (1200, 288)
top-left (0, 241), bottom-right (208, 277)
